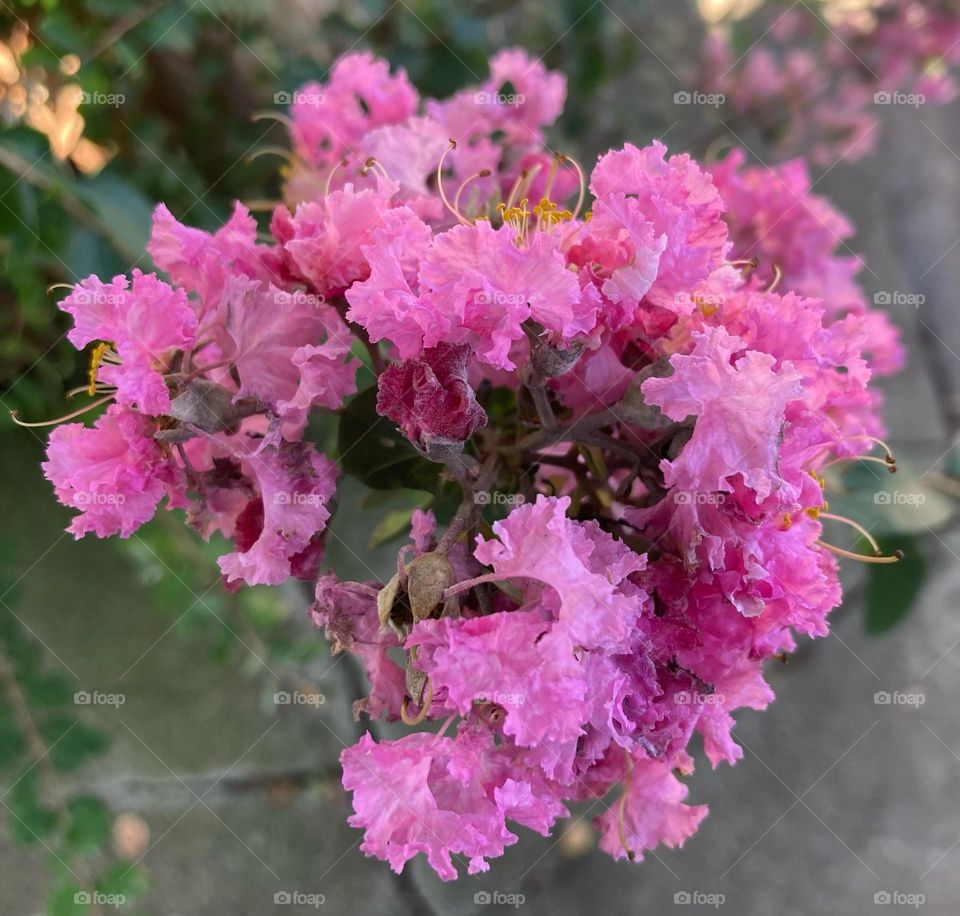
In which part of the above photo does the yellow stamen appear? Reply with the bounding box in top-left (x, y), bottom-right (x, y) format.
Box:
top-left (87, 341), bottom-right (110, 396)
top-left (533, 196), bottom-right (573, 228)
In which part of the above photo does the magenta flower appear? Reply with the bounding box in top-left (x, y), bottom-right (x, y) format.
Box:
top-left (376, 343), bottom-right (487, 449)
top-left (60, 270), bottom-right (197, 415)
top-left (42, 405), bottom-right (180, 538)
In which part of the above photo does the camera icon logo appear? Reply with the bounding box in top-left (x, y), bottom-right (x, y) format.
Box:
top-left (274, 91), bottom-right (292, 105)
top-left (874, 91), bottom-right (892, 104)
top-left (874, 890), bottom-right (892, 904)
top-left (274, 890), bottom-right (292, 903)
top-left (74, 691), bottom-right (91, 704)
top-left (74, 891), bottom-right (92, 904)
top-left (274, 691), bottom-right (291, 705)
top-left (874, 691), bottom-right (892, 705)
top-left (474, 890), bottom-right (492, 904)
top-left (674, 91), bottom-right (692, 104)
top-left (674, 890), bottom-right (692, 904)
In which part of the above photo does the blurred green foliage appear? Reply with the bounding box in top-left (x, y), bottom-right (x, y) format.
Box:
top-left (0, 571), bottom-right (148, 915)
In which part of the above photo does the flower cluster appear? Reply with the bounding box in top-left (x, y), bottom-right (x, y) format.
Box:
top-left (700, 0), bottom-right (960, 163)
top-left (25, 50), bottom-right (903, 879)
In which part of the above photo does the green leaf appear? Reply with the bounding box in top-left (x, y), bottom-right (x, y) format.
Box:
top-left (96, 860), bottom-right (149, 901)
top-left (337, 386), bottom-right (440, 491)
top-left (6, 770), bottom-right (58, 843)
top-left (73, 174), bottom-right (154, 264)
top-left (369, 507), bottom-right (419, 548)
top-left (44, 719), bottom-right (110, 772)
top-left (47, 881), bottom-right (90, 916)
top-left (0, 719), bottom-right (26, 769)
top-left (865, 534), bottom-right (927, 634)
top-left (64, 795), bottom-right (111, 854)
top-left (23, 673), bottom-right (74, 709)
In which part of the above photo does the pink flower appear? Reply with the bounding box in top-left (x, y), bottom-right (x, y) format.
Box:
top-left (273, 180), bottom-right (398, 296)
top-left (595, 754), bottom-right (707, 862)
top-left (376, 343), bottom-right (487, 448)
top-left (590, 142), bottom-right (729, 311)
top-left (484, 47), bottom-right (567, 140)
top-left (288, 52), bottom-right (418, 167)
top-left (341, 729), bottom-right (565, 880)
top-left (344, 206), bottom-right (435, 358)
top-left (214, 284), bottom-right (332, 413)
top-left (417, 220), bottom-right (594, 368)
top-left (59, 271), bottom-right (197, 415)
top-left (149, 202), bottom-right (283, 304)
top-left (218, 441), bottom-right (337, 586)
top-left (312, 575), bottom-right (406, 721)
top-left (642, 327), bottom-right (804, 500)
top-left (474, 495), bottom-right (648, 652)
top-left (575, 192), bottom-right (667, 326)
top-left (42, 405), bottom-right (179, 538)
top-left (274, 308), bottom-right (359, 431)
top-left (409, 612), bottom-right (588, 748)
top-left (360, 116), bottom-right (449, 218)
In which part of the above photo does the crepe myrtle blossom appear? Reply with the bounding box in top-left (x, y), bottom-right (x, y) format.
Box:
top-left (18, 50), bottom-right (905, 881)
top-left (698, 0), bottom-right (960, 164)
